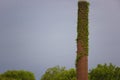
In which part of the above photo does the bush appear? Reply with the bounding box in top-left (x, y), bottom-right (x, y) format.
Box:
top-left (41, 64), bottom-right (120, 80)
top-left (40, 66), bottom-right (76, 80)
top-left (1, 70), bottom-right (35, 80)
top-left (89, 63), bottom-right (120, 80)
top-left (0, 75), bottom-right (19, 80)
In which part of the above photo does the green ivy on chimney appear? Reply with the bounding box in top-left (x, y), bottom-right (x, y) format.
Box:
top-left (76, 1), bottom-right (89, 65)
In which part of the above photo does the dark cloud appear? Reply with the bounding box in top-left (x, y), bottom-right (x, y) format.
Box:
top-left (0, 0), bottom-right (120, 80)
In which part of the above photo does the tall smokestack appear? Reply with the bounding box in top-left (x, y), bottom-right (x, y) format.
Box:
top-left (76, 0), bottom-right (89, 80)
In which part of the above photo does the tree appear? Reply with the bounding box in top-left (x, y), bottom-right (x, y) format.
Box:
top-left (1, 70), bottom-right (35, 80)
top-left (0, 75), bottom-right (19, 80)
top-left (41, 64), bottom-right (120, 80)
top-left (76, 0), bottom-right (89, 80)
top-left (89, 63), bottom-right (120, 80)
top-left (40, 66), bottom-right (76, 80)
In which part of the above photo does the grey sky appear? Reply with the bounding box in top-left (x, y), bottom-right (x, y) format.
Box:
top-left (0, 0), bottom-right (120, 80)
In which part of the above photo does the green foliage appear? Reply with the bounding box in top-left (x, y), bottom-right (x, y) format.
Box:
top-left (40, 66), bottom-right (76, 80)
top-left (1, 70), bottom-right (35, 80)
top-left (0, 75), bottom-right (19, 80)
top-left (76, 1), bottom-right (89, 65)
top-left (89, 63), bottom-right (120, 80)
top-left (41, 63), bottom-right (120, 80)
top-left (75, 52), bottom-right (82, 66)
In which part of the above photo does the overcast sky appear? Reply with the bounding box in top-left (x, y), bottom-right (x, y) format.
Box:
top-left (0, 0), bottom-right (120, 80)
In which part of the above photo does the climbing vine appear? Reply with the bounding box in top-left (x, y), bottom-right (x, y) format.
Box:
top-left (76, 1), bottom-right (89, 65)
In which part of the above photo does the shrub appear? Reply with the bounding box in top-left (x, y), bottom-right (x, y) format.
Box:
top-left (89, 63), bottom-right (120, 80)
top-left (1, 70), bottom-right (35, 80)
